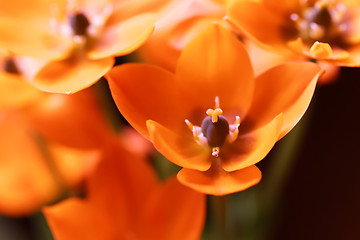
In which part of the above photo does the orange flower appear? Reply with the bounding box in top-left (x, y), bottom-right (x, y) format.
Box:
top-left (0, 0), bottom-right (157, 93)
top-left (106, 23), bottom-right (322, 195)
top-left (227, 0), bottom-right (360, 66)
top-left (137, 0), bottom-right (232, 72)
top-left (0, 89), bottom-right (111, 216)
top-left (43, 141), bottom-right (205, 240)
top-left (0, 49), bottom-right (46, 109)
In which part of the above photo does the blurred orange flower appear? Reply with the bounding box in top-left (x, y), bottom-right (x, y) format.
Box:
top-left (137, 0), bottom-right (232, 72)
top-left (0, 0), bottom-right (157, 93)
top-left (0, 49), bottom-right (46, 109)
top-left (0, 89), bottom-right (112, 216)
top-left (106, 24), bottom-right (322, 195)
top-left (227, 0), bottom-right (360, 66)
top-left (43, 140), bottom-right (205, 240)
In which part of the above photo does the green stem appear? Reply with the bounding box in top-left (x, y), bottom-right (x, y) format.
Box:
top-left (210, 195), bottom-right (229, 240)
top-left (254, 103), bottom-right (314, 240)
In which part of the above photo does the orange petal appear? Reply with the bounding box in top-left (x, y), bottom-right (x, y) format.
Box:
top-left (141, 177), bottom-right (205, 240)
top-left (110, 0), bottom-right (167, 23)
top-left (287, 37), bottom-right (306, 55)
top-left (106, 63), bottom-right (180, 139)
top-left (316, 63), bottom-right (340, 85)
top-left (0, 72), bottom-right (44, 109)
top-left (246, 38), bottom-right (290, 76)
top-left (0, 18), bottom-right (71, 60)
top-left (0, 111), bottom-right (58, 216)
top-left (0, 0), bottom-right (66, 21)
top-left (221, 114), bottom-right (283, 171)
top-left (87, 13), bottom-right (156, 59)
top-left (147, 120), bottom-right (212, 171)
top-left (43, 199), bottom-right (115, 240)
top-left (88, 144), bottom-right (159, 220)
top-left (175, 23), bottom-right (254, 118)
top-left (27, 89), bottom-right (113, 149)
top-left (227, 1), bottom-right (290, 51)
top-left (33, 56), bottom-right (114, 94)
top-left (178, 159), bottom-right (262, 195)
top-left (49, 143), bottom-right (101, 188)
top-left (278, 69), bottom-right (321, 138)
top-left (245, 62), bottom-right (321, 131)
top-left (262, 0), bottom-right (300, 15)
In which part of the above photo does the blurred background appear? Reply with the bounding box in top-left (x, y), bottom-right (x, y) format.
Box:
top-left (1, 66), bottom-right (360, 240)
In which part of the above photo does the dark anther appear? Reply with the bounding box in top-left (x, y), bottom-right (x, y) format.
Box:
top-left (70, 12), bottom-right (90, 36)
top-left (3, 58), bottom-right (19, 74)
top-left (201, 115), bottom-right (229, 148)
top-left (309, 7), bottom-right (332, 29)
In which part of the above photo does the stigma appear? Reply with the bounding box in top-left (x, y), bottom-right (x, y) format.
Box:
top-left (185, 97), bottom-right (240, 157)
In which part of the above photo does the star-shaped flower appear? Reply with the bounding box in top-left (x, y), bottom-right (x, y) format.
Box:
top-left (106, 23), bottom-right (322, 195)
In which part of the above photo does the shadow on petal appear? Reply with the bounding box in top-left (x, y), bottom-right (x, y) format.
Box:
top-left (178, 159), bottom-right (262, 196)
top-left (34, 56), bottom-right (114, 94)
top-left (221, 114), bottom-right (283, 171)
top-left (88, 13), bottom-right (156, 59)
top-left (147, 120), bottom-right (211, 171)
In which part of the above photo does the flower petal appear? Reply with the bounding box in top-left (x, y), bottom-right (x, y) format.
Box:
top-left (88, 145), bottom-right (159, 223)
top-left (43, 199), bottom-right (114, 240)
top-left (178, 159), bottom-right (262, 196)
top-left (0, 0), bottom-right (66, 21)
top-left (227, 1), bottom-right (291, 51)
top-left (245, 62), bottom-right (321, 131)
top-left (87, 13), bottom-right (156, 59)
top-left (0, 111), bottom-right (58, 216)
top-left (0, 72), bottom-right (44, 109)
top-left (141, 177), bottom-right (205, 240)
top-left (147, 120), bottom-right (211, 171)
top-left (33, 56), bottom-right (114, 94)
top-left (49, 143), bottom-right (101, 188)
top-left (106, 63), bottom-right (180, 139)
top-left (175, 23), bottom-right (254, 118)
top-left (221, 114), bottom-right (283, 171)
top-left (27, 89), bottom-right (113, 149)
top-left (262, 0), bottom-right (300, 15)
top-left (0, 18), bottom-right (71, 60)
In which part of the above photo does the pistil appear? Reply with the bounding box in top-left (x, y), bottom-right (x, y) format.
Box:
top-left (3, 58), bottom-right (19, 74)
top-left (185, 97), bottom-right (241, 157)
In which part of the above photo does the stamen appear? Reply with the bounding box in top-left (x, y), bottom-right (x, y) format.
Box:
top-left (185, 119), bottom-right (194, 131)
top-left (185, 119), bottom-right (207, 145)
top-left (212, 147), bottom-right (220, 157)
top-left (215, 96), bottom-right (220, 109)
top-left (228, 116), bottom-right (241, 143)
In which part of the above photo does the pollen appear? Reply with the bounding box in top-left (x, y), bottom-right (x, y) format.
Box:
top-left (185, 97), bottom-right (241, 157)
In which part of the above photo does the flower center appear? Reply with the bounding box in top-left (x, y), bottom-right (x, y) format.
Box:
top-left (70, 12), bottom-right (90, 36)
top-left (290, 0), bottom-right (349, 46)
top-left (3, 58), bottom-right (19, 74)
top-left (185, 97), bottom-right (240, 157)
